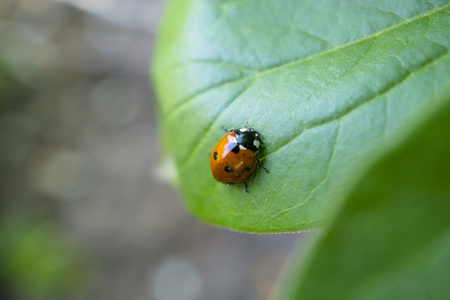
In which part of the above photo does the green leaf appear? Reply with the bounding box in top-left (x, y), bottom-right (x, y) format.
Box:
top-left (0, 214), bottom-right (88, 299)
top-left (153, 0), bottom-right (450, 232)
top-left (278, 90), bottom-right (450, 300)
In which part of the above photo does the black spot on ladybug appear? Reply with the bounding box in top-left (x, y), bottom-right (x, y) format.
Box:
top-left (213, 152), bottom-right (218, 160)
top-left (245, 166), bottom-right (251, 172)
top-left (225, 166), bottom-right (234, 172)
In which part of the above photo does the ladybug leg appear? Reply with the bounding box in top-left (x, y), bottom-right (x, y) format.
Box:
top-left (226, 182), bottom-right (233, 186)
top-left (222, 126), bottom-right (228, 133)
top-left (257, 156), bottom-right (270, 173)
top-left (244, 181), bottom-right (249, 193)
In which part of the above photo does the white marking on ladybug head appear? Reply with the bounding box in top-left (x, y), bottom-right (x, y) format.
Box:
top-left (239, 128), bottom-right (248, 132)
top-left (253, 140), bottom-right (261, 148)
top-left (239, 145), bottom-right (246, 150)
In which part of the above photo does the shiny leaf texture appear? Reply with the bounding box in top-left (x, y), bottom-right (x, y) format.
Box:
top-left (153, 0), bottom-right (450, 232)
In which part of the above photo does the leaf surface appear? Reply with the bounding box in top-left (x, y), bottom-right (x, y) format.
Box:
top-left (153, 0), bottom-right (450, 232)
top-left (279, 90), bottom-right (450, 300)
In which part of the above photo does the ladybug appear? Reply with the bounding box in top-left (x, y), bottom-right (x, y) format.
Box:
top-left (210, 124), bottom-right (269, 192)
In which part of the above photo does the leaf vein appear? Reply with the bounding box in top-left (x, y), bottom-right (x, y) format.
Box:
top-left (293, 36), bottom-right (377, 112)
top-left (267, 122), bottom-right (341, 219)
top-left (179, 79), bottom-right (256, 169)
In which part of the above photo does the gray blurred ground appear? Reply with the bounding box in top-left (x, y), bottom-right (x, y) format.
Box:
top-left (0, 1), bottom-right (304, 299)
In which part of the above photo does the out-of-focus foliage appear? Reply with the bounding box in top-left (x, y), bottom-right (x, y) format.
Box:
top-left (154, 0), bottom-right (450, 232)
top-left (0, 29), bottom-right (86, 300)
top-left (0, 213), bottom-right (88, 300)
top-left (0, 62), bottom-right (28, 111)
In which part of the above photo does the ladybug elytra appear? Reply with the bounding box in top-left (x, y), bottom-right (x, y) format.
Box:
top-left (209, 124), bottom-right (269, 192)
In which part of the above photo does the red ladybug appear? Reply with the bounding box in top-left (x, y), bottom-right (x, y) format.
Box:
top-left (210, 124), bottom-right (269, 192)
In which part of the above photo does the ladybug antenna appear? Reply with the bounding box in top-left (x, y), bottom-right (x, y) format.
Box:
top-left (246, 122), bottom-right (255, 130)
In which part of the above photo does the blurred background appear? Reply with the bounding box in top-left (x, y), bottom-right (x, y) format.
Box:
top-left (0, 1), bottom-right (305, 299)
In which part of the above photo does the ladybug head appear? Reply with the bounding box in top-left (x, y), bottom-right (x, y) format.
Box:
top-left (234, 126), bottom-right (263, 151)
